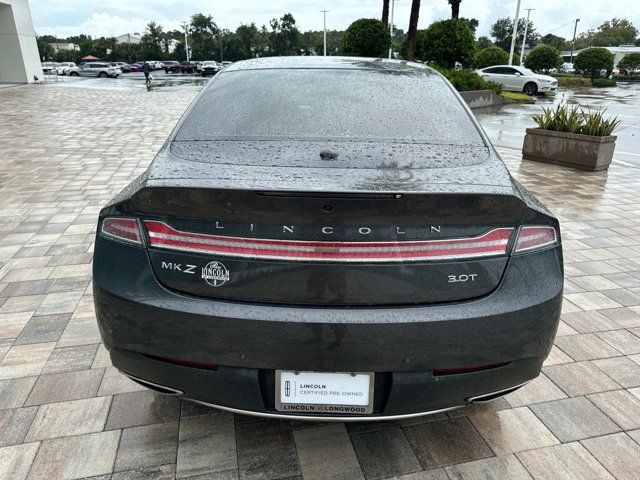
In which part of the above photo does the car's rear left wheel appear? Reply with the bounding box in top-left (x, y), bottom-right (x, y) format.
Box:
top-left (523, 82), bottom-right (538, 95)
top-left (99, 72), bottom-right (107, 78)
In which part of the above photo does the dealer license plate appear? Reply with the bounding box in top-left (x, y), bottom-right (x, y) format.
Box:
top-left (275, 370), bottom-right (374, 415)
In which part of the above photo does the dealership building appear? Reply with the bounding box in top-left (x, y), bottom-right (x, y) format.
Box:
top-left (0, 0), bottom-right (41, 83)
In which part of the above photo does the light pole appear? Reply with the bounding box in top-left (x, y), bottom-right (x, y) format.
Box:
top-left (570, 18), bottom-right (580, 64)
top-left (181, 22), bottom-right (190, 62)
top-left (388, 0), bottom-right (395, 59)
top-left (321, 10), bottom-right (329, 56)
top-left (508, 0), bottom-right (522, 65)
top-left (520, 8), bottom-right (534, 65)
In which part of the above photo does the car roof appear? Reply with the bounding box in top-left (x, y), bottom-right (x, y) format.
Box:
top-left (224, 56), bottom-right (438, 75)
top-left (481, 65), bottom-right (523, 69)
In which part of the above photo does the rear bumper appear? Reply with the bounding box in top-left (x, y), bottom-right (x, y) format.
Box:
top-left (111, 347), bottom-right (538, 421)
top-left (94, 235), bottom-right (563, 419)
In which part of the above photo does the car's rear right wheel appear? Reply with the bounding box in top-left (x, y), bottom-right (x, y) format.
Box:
top-left (523, 82), bottom-right (538, 95)
top-left (69, 72), bottom-right (79, 77)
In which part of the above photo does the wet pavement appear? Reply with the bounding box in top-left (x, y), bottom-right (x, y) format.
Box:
top-left (475, 83), bottom-right (640, 168)
top-left (43, 71), bottom-right (209, 92)
top-left (1, 82), bottom-right (640, 479)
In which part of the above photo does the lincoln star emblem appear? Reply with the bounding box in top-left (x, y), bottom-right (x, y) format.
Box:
top-left (202, 261), bottom-right (230, 287)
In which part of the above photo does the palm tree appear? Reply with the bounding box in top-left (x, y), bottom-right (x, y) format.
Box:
top-left (405, 0), bottom-right (421, 60)
top-left (448, 0), bottom-right (462, 19)
top-left (382, 0), bottom-right (390, 27)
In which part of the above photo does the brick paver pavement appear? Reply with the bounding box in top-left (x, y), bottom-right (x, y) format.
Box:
top-left (1, 82), bottom-right (640, 480)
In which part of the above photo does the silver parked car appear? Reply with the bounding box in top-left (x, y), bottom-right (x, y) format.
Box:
top-left (68, 62), bottom-right (120, 78)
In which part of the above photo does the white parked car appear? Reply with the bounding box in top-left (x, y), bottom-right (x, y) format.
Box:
top-left (476, 65), bottom-right (558, 95)
top-left (41, 62), bottom-right (58, 75)
top-left (55, 62), bottom-right (76, 75)
top-left (560, 63), bottom-right (575, 74)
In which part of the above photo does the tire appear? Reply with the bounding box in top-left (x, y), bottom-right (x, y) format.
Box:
top-left (99, 72), bottom-right (107, 78)
top-left (69, 72), bottom-right (79, 77)
top-left (523, 82), bottom-right (538, 96)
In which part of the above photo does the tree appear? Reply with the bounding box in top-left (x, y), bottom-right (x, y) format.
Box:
top-left (592, 18), bottom-right (638, 46)
top-left (419, 19), bottom-right (475, 69)
top-left (540, 33), bottom-right (565, 50)
top-left (573, 18), bottom-right (638, 49)
top-left (448, 0), bottom-right (461, 19)
top-left (36, 36), bottom-right (54, 61)
top-left (574, 47), bottom-right (614, 79)
top-left (141, 21), bottom-right (165, 59)
top-left (53, 49), bottom-right (80, 63)
top-left (232, 23), bottom-right (261, 59)
top-left (460, 18), bottom-right (478, 34)
top-left (524, 45), bottom-right (562, 72)
top-left (618, 52), bottom-right (640, 71)
top-left (267, 13), bottom-right (301, 56)
top-left (382, 0), bottom-right (390, 26)
top-left (188, 13), bottom-right (220, 60)
top-left (477, 36), bottom-right (493, 49)
top-left (405, 0), bottom-right (421, 60)
top-left (473, 46), bottom-right (508, 68)
top-left (341, 18), bottom-right (390, 57)
top-left (491, 17), bottom-right (537, 52)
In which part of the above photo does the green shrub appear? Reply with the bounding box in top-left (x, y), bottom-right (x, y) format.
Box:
top-left (613, 74), bottom-right (640, 82)
top-left (591, 78), bottom-right (617, 87)
top-left (618, 52), bottom-right (640, 71)
top-left (523, 45), bottom-right (563, 72)
top-left (440, 69), bottom-right (502, 94)
top-left (552, 75), bottom-right (591, 87)
top-left (418, 19), bottom-right (476, 69)
top-left (532, 105), bottom-right (620, 136)
top-left (473, 46), bottom-right (520, 69)
top-left (340, 19), bottom-right (391, 57)
top-left (573, 48), bottom-right (614, 79)
top-left (473, 46), bottom-right (508, 68)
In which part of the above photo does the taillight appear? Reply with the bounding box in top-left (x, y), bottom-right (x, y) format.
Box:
top-left (513, 226), bottom-right (557, 254)
top-left (101, 218), bottom-right (143, 245)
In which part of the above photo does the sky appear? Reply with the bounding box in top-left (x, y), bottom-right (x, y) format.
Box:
top-left (30, 0), bottom-right (640, 42)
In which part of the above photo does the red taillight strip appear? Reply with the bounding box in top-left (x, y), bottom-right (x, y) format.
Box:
top-left (144, 221), bottom-right (513, 263)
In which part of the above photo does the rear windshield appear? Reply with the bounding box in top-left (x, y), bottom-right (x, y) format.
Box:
top-left (175, 68), bottom-right (483, 145)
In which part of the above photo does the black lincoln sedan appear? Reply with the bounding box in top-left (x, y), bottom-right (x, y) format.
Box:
top-left (93, 57), bottom-right (563, 421)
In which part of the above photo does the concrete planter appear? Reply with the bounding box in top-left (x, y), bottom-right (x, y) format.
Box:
top-left (522, 128), bottom-right (617, 171)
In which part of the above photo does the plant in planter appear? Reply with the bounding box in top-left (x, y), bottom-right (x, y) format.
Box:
top-left (522, 105), bottom-right (620, 171)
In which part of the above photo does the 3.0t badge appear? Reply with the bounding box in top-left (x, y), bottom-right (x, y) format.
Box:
top-left (202, 261), bottom-right (230, 287)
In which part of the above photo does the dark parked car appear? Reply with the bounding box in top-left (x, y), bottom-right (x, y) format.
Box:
top-left (180, 61), bottom-right (196, 74)
top-left (163, 61), bottom-right (181, 73)
top-left (93, 57), bottom-right (563, 421)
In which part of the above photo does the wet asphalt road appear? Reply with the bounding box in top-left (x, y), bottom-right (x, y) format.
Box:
top-left (474, 82), bottom-right (640, 168)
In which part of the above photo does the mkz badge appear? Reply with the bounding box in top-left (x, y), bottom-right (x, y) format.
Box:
top-left (202, 261), bottom-right (230, 287)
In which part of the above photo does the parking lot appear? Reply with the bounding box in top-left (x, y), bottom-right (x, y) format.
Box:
top-left (1, 82), bottom-right (640, 479)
